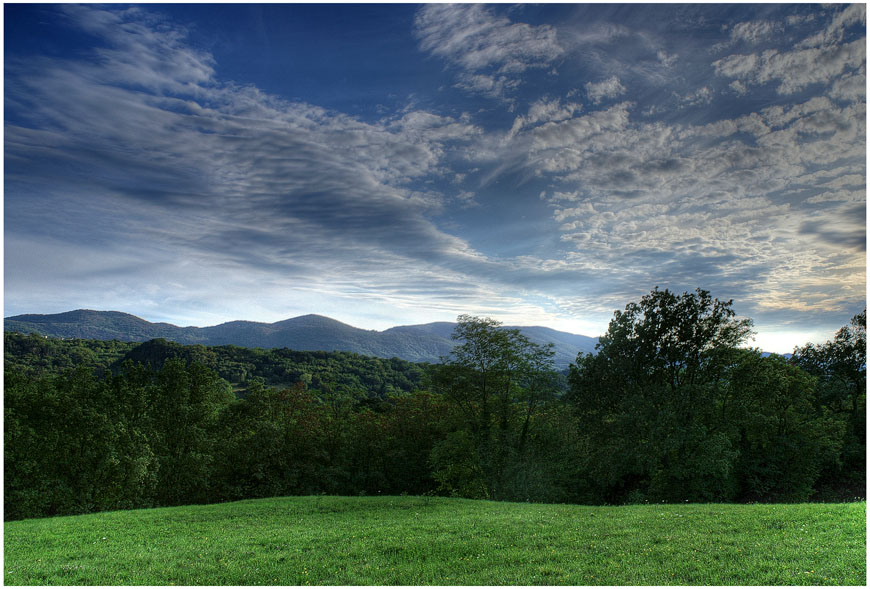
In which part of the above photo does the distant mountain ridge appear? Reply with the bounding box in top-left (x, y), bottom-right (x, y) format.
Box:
top-left (4, 310), bottom-right (599, 368)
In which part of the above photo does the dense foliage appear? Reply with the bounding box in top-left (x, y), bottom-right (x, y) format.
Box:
top-left (428, 316), bottom-right (563, 500)
top-left (4, 333), bottom-right (425, 397)
top-left (567, 289), bottom-right (862, 504)
top-left (4, 289), bottom-right (865, 520)
top-left (3, 334), bottom-right (137, 377)
top-left (791, 310), bottom-right (866, 498)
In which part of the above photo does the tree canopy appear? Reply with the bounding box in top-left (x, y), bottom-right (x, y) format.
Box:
top-left (429, 315), bottom-right (560, 500)
top-left (567, 288), bottom-right (854, 504)
top-left (791, 310), bottom-right (866, 497)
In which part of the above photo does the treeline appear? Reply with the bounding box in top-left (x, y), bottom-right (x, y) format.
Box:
top-left (4, 334), bottom-right (426, 397)
top-left (569, 289), bottom-right (864, 504)
top-left (4, 288), bottom-right (865, 520)
top-left (3, 334), bottom-right (138, 377)
top-left (4, 359), bottom-right (452, 519)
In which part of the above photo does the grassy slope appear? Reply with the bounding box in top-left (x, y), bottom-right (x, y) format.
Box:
top-left (4, 496), bottom-right (865, 585)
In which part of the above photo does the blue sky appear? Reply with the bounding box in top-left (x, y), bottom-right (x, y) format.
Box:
top-left (4, 3), bottom-right (866, 352)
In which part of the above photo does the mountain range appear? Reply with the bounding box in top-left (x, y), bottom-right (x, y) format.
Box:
top-left (4, 310), bottom-right (598, 369)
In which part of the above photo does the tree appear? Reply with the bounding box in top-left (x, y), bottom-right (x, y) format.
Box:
top-left (725, 351), bottom-right (844, 501)
top-left (4, 366), bottom-right (157, 518)
top-left (568, 288), bottom-right (754, 503)
top-left (791, 310), bottom-right (866, 496)
top-left (148, 359), bottom-right (234, 506)
top-left (213, 380), bottom-right (329, 500)
top-left (429, 315), bottom-right (558, 500)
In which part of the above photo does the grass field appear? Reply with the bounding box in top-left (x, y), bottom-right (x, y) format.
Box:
top-left (4, 496), bottom-right (865, 585)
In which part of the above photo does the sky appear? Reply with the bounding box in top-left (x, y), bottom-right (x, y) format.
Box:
top-left (3, 3), bottom-right (866, 353)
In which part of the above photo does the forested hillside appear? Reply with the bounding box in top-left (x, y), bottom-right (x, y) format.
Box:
top-left (5, 289), bottom-right (865, 520)
top-left (4, 311), bottom-right (597, 367)
top-left (4, 333), bottom-right (426, 397)
top-left (3, 334), bottom-right (138, 377)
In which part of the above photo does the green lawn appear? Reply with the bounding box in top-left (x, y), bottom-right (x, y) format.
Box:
top-left (4, 496), bottom-right (865, 585)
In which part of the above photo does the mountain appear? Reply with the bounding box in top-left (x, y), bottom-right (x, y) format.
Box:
top-left (4, 310), bottom-right (199, 342)
top-left (5, 310), bottom-right (598, 368)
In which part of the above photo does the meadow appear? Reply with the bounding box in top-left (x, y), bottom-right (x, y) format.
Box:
top-left (4, 495), bottom-right (865, 585)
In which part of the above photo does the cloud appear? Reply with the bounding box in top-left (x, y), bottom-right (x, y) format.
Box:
top-left (656, 50), bottom-right (678, 67)
top-left (507, 97), bottom-right (583, 140)
top-left (5, 4), bottom-right (624, 333)
top-left (828, 66), bottom-right (866, 102)
top-left (799, 220), bottom-right (866, 251)
top-left (413, 4), bottom-right (563, 98)
top-left (730, 20), bottom-right (778, 45)
top-left (675, 86), bottom-right (713, 107)
top-left (59, 4), bottom-right (216, 93)
top-left (525, 97), bottom-right (583, 125)
top-left (798, 3), bottom-right (865, 49)
top-left (584, 76), bottom-right (626, 104)
top-left (6, 5), bottom-right (538, 321)
top-left (453, 73), bottom-right (520, 101)
top-left (477, 72), bottom-right (865, 319)
top-left (714, 39), bottom-right (865, 95)
top-left (713, 5), bottom-right (865, 96)
top-left (729, 80), bottom-right (748, 96)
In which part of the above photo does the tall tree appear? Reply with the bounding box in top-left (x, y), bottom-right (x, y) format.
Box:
top-left (149, 359), bottom-right (234, 506)
top-left (430, 315), bottom-right (557, 499)
top-left (791, 310), bottom-right (866, 495)
top-left (725, 351), bottom-right (844, 501)
top-left (568, 288), bottom-right (754, 503)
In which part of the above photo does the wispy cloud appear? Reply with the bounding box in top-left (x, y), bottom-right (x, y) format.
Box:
top-left (480, 51), bottom-right (865, 318)
top-left (507, 97), bottom-right (583, 140)
top-left (453, 72), bottom-right (520, 101)
top-left (714, 5), bottom-right (865, 96)
top-left (730, 20), bottom-right (779, 45)
top-left (4, 5), bottom-right (528, 324)
top-left (584, 76), bottom-right (627, 105)
top-left (413, 4), bottom-right (563, 99)
top-left (5, 4), bottom-right (626, 331)
top-left (714, 38), bottom-right (865, 95)
top-left (798, 3), bottom-right (866, 49)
